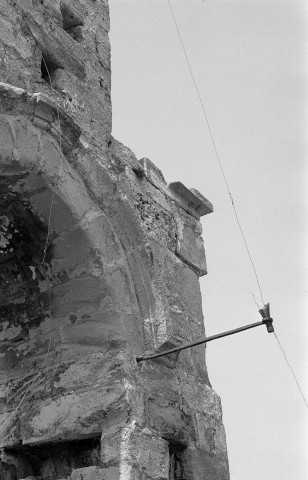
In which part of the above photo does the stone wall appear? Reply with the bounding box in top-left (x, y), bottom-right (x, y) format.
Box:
top-left (0, 1), bottom-right (229, 479)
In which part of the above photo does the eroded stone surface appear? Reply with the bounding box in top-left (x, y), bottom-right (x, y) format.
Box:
top-left (0, 2), bottom-right (229, 480)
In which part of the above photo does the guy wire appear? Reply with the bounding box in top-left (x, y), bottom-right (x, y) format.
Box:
top-left (274, 332), bottom-right (308, 409)
top-left (167, 0), bottom-right (265, 306)
top-left (166, 1), bottom-right (308, 410)
top-left (249, 292), bottom-right (262, 309)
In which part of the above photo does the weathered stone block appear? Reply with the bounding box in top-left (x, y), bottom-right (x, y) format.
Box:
top-left (176, 211), bottom-right (207, 276)
top-left (169, 181), bottom-right (213, 219)
top-left (101, 425), bottom-right (169, 480)
top-left (193, 413), bottom-right (228, 457)
top-left (21, 383), bottom-right (129, 444)
top-left (147, 400), bottom-right (189, 444)
top-left (139, 158), bottom-right (167, 189)
top-left (179, 447), bottom-right (229, 480)
top-left (178, 371), bottom-right (223, 418)
top-left (128, 430), bottom-right (169, 480)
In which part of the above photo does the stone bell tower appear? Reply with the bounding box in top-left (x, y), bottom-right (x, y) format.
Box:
top-left (0, 1), bottom-right (229, 479)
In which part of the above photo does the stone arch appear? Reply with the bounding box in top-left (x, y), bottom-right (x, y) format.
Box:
top-left (0, 85), bottom-right (143, 446)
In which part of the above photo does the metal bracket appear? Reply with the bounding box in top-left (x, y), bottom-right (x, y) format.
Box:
top-left (259, 303), bottom-right (274, 333)
top-left (136, 304), bottom-right (274, 362)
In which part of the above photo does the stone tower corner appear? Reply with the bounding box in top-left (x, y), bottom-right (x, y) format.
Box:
top-left (0, 1), bottom-right (229, 479)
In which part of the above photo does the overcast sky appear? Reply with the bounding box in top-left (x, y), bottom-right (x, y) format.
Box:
top-left (109, 1), bottom-right (308, 479)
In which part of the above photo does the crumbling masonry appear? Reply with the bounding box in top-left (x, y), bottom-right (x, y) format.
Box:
top-left (0, 1), bottom-right (229, 479)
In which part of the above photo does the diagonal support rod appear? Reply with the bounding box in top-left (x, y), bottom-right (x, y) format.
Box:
top-left (136, 305), bottom-right (274, 362)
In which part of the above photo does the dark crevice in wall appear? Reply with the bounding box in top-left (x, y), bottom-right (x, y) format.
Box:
top-left (169, 443), bottom-right (186, 480)
top-left (41, 54), bottom-right (62, 84)
top-left (0, 436), bottom-right (101, 480)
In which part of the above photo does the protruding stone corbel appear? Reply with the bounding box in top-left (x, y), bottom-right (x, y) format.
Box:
top-left (168, 182), bottom-right (213, 219)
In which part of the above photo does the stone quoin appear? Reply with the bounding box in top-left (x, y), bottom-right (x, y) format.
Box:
top-left (0, 1), bottom-right (229, 479)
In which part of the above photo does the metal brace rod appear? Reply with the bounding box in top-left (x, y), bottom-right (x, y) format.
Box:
top-left (136, 310), bottom-right (274, 362)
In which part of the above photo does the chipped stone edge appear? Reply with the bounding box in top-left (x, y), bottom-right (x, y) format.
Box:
top-left (0, 82), bottom-right (81, 154)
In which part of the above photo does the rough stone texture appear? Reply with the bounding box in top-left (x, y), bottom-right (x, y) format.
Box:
top-left (0, 2), bottom-right (229, 480)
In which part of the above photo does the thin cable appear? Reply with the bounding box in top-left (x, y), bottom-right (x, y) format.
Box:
top-left (41, 54), bottom-right (58, 265)
top-left (167, 0), bottom-right (265, 306)
top-left (249, 291), bottom-right (262, 309)
top-left (274, 332), bottom-right (308, 409)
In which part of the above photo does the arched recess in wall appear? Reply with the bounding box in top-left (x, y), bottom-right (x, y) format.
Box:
top-left (0, 86), bottom-right (142, 446)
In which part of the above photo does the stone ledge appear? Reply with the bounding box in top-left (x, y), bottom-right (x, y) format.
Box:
top-left (168, 181), bottom-right (213, 219)
top-left (0, 82), bottom-right (81, 154)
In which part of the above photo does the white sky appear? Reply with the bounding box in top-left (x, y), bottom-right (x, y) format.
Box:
top-left (109, 1), bottom-right (308, 479)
